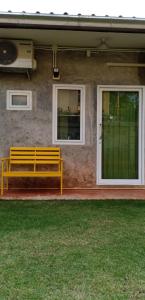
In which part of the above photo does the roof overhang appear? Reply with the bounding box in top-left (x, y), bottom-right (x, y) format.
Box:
top-left (1, 12), bottom-right (145, 50)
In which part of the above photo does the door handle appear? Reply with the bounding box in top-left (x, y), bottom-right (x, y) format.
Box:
top-left (99, 123), bottom-right (102, 140)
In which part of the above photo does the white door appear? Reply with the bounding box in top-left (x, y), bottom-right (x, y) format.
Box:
top-left (97, 86), bottom-right (144, 185)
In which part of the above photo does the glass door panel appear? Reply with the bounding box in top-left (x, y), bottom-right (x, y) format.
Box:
top-left (102, 91), bottom-right (139, 179)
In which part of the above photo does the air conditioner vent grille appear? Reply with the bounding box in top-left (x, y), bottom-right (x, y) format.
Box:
top-left (0, 41), bottom-right (17, 65)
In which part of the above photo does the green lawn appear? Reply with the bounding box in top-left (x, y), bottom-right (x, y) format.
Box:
top-left (1, 200), bottom-right (145, 300)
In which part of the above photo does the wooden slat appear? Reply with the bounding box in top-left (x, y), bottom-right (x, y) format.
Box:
top-left (11, 158), bottom-right (60, 161)
top-left (10, 161), bottom-right (60, 165)
top-left (10, 160), bottom-right (35, 164)
top-left (11, 148), bottom-right (35, 150)
top-left (35, 152), bottom-right (60, 155)
top-left (35, 160), bottom-right (60, 164)
top-left (35, 147), bottom-right (60, 151)
top-left (10, 147), bottom-right (60, 151)
top-left (4, 171), bottom-right (61, 177)
top-left (11, 155), bottom-right (35, 160)
top-left (11, 151), bottom-right (35, 155)
top-left (35, 156), bottom-right (60, 159)
top-left (10, 157), bottom-right (60, 161)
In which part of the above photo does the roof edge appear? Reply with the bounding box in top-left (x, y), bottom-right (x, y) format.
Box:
top-left (1, 11), bottom-right (145, 32)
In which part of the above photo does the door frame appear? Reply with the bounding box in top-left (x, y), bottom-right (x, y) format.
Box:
top-left (96, 85), bottom-right (145, 185)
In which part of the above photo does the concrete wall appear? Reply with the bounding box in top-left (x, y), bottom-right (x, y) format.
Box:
top-left (0, 50), bottom-right (144, 187)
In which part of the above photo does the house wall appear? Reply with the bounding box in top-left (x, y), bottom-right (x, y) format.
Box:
top-left (0, 50), bottom-right (144, 187)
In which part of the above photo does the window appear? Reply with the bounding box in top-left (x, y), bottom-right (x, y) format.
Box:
top-left (53, 85), bottom-right (85, 144)
top-left (6, 90), bottom-right (32, 110)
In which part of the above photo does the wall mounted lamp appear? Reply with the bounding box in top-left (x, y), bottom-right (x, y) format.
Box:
top-left (52, 45), bottom-right (60, 80)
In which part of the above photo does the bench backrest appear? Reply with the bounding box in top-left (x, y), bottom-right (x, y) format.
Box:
top-left (10, 147), bottom-right (61, 165)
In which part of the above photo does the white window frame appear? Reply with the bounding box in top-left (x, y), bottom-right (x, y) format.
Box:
top-left (6, 90), bottom-right (32, 110)
top-left (52, 84), bottom-right (85, 145)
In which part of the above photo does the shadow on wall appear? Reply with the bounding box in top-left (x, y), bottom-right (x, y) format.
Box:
top-left (138, 53), bottom-right (145, 84)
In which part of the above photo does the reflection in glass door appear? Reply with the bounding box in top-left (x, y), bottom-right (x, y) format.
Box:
top-left (97, 87), bottom-right (143, 184)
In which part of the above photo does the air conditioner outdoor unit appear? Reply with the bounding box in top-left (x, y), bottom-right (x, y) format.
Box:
top-left (0, 40), bottom-right (37, 71)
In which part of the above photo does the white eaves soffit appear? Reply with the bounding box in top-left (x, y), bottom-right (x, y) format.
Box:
top-left (1, 13), bottom-right (145, 49)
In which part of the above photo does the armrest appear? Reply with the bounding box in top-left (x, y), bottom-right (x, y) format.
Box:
top-left (0, 157), bottom-right (10, 173)
top-left (0, 157), bottom-right (9, 161)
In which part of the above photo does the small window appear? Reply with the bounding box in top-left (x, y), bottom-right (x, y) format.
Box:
top-left (6, 90), bottom-right (32, 110)
top-left (53, 85), bottom-right (85, 144)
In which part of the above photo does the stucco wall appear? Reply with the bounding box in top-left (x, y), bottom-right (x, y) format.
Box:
top-left (0, 50), bottom-right (144, 187)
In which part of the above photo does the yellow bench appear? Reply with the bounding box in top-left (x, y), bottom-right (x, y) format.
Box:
top-left (0, 147), bottom-right (63, 196)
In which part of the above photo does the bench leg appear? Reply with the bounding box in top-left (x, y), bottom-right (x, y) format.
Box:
top-left (1, 160), bottom-right (4, 196)
top-left (1, 175), bottom-right (4, 196)
top-left (6, 161), bottom-right (9, 190)
top-left (6, 177), bottom-right (8, 190)
top-left (60, 175), bottom-right (63, 195)
top-left (60, 160), bottom-right (63, 195)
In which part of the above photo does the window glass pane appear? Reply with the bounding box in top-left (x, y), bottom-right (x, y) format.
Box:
top-left (57, 89), bottom-right (80, 140)
top-left (12, 95), bottom-right (28, 106)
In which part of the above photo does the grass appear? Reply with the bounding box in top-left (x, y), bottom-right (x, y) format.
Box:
top-left (1, 201), bottom-right (145, 299)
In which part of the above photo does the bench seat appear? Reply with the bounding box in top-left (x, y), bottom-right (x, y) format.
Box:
top-left (1, 147), bottom-right (63, 195)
